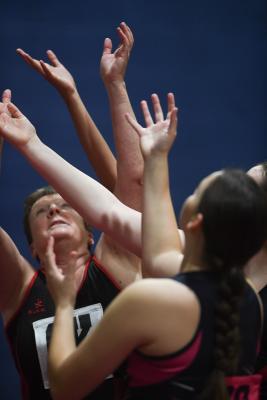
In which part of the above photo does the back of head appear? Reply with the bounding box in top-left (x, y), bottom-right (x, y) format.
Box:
top-left (198, 169), bottom-right (267, 269)
top-left (197, 170), bottom-right (267, 400)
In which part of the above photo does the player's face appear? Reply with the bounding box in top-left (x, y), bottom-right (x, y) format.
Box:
top-left (29, 194), bottom-right (90, 257)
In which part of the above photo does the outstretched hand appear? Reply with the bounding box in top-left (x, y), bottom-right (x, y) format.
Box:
top-left (0, 89), bottom-right (12, 115)
top-left (100, 21), bottom-right (134, 84)
top-left (0, 101), bottom-right (36, 148)
top-left (125, 93), bottom-right (178, 158)
top-left (0, 89), bottom-right (12, 154)
top-left (17, 48), bottom-right (76, 96)
top-left (44, 236), bottom-right (78, 308)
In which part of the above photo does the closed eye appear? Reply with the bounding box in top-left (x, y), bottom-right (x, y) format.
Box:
top-left (61, 203), bottom-right (72, 210)
top-left (35, 208), bottom-right (46, 216)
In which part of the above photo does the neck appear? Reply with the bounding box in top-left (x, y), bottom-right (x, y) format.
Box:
top-left (180, 234), bottom-right (206, 273)
top-left (180, 251), bottom-right (206, 273)
top-left (39, 240), bottom-right (91, 275)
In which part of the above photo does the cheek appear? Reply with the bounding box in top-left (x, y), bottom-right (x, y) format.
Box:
top-left (29, 217), bottom-right (48, 240)
top-left (179, 196), bottom-right (195, 229)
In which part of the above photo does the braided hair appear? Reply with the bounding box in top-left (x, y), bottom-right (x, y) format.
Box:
top-left (197, 170), bottom-right (267, 400)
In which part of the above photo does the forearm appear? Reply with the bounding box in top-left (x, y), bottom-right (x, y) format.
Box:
top-left (49, 305), bottom-right (76, 398)
top-left (62, 89), bottom-right (117, 191)
top-left (20, 136), bottom-right (142, 256)
top-left (0, 137), bottom-right (3, 172)
top-left (142, 154), bottom-right (182, 277)
top-left (105, 81), bottom-right (143, 210)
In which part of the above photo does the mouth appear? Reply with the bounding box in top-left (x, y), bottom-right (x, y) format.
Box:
top-left (49, 220), bottom-right (69, 229)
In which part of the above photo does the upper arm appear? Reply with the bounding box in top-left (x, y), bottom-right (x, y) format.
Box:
top-left (23, 139), bottom-right (142, 256)
top-left (143, 251), bottom-right (184, 278)
top-left (0, 227), bottom-right (33, 314)
top-left (49, 284), bottom-right (149, 400)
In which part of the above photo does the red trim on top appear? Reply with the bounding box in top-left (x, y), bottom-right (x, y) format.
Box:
top-left (91, 255), bottom-right (121, 291)
top-left (128, 331), bottom-right (203, 387)
top-left (78, 257), bottom-right (91, 292)
top-left (5, 270), bottom-right (39, 331)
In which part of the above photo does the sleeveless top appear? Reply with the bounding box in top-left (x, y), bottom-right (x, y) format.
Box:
top-left (256, 285), bottom-right (267, 399)
top-left (5, 256), bottom-right (120, 400)
top-left (126, 271), bottom-right (262, 400)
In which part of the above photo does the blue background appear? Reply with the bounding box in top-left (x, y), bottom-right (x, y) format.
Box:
top-left (1, 0), bottom-right (267, 398)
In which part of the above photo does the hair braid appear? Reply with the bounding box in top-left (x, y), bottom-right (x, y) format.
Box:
top-left (199, 262), bottom-right (246, 400)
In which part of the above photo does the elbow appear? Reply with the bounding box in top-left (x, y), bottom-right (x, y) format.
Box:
top-left (142, 252), bottom-right (183, 278)
top-left (142, 259), bottom-right (165, 278)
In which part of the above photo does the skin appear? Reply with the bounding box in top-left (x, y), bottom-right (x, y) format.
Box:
top-left (1, 89), bottom-right (260, 398)
top-left (17, 22), bottom-right (143, 288)
top-left (44, 95), bottom-right (208, 400)
top-left (245, 165), bottom-right (267, 292)
top-left (16, 47), bottom-right (117, 192)
top-left (0, 23), bottom-right (142, 397)
top-left (0, 89), bottom-right (11, 171)
top-left (43, 93), bottom-right (263, 399)
top-left (29, 194), bottom-right (92, 268)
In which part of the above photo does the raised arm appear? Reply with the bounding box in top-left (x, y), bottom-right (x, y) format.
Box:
top-left (17, 48), bottom-right (116, 191)
top-left (0, 89), bottom-right (11, 171)
top-left (45, 231), bottom-right (192, 400)
top-left (100, 22), bottom-right (143, 210)
top-left (0, 90), bottom-right (34, 320)
top-left (44, 238), bottom-right (158, 400)
top-left (126, 93), bottom-right (183, 277)
top-left (0, 102), bottom-right (141, 257)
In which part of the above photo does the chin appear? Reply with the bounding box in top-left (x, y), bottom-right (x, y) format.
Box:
top-left (50, 228), bottom-right (73, 239)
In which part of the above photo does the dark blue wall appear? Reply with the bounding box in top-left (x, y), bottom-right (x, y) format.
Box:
top-left (1, 0), bottom-right (267, 398)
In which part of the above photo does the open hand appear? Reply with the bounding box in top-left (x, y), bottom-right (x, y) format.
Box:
top-left (44, 236), bottom-right (78, 307)
top-left (17, 48), bottom-right (76, 96)
top-left (100, 22), bottom-right (134, 84)
top-left (125, 93), bottom-right (178, 158)
top-left (0, 89), bottom-right (12, 152)
top-left (0, 101), bottom-right (36, 148)
top-left (0, 89), bottom-right (12, 115)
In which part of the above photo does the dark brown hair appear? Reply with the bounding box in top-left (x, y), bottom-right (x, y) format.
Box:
top-left (198, 169), bottom-right (267, 399)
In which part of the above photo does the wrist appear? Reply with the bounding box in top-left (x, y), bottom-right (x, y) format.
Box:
top-left (58, 84), bottom-right (77, 101)
top-left (56, 301), bottom-right (75, 313)
top-left (104, 79), bottom-right (126, 90)
top-left (18, 132), bottom-right (41, 155)
top-left (61, 87), bottom-right (80, 105)
top-left (145, 151), bottom-right (168, 163)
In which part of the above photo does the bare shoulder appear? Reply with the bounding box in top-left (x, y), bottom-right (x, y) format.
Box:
top-left (0, 227), bottom-right (35, 321)
top-left (119, 277), bottom-right (200, 312)
top-left (116, 278), bottom-right (201, 355)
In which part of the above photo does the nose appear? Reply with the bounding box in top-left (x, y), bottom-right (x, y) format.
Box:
top-left (47, 203), bottom-right (60, 217)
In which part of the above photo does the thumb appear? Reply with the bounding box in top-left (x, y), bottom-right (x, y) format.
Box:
top-left (103, 37), bottom-right (112, 55)
top-left (2, 89), bottom-right (11, 104)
